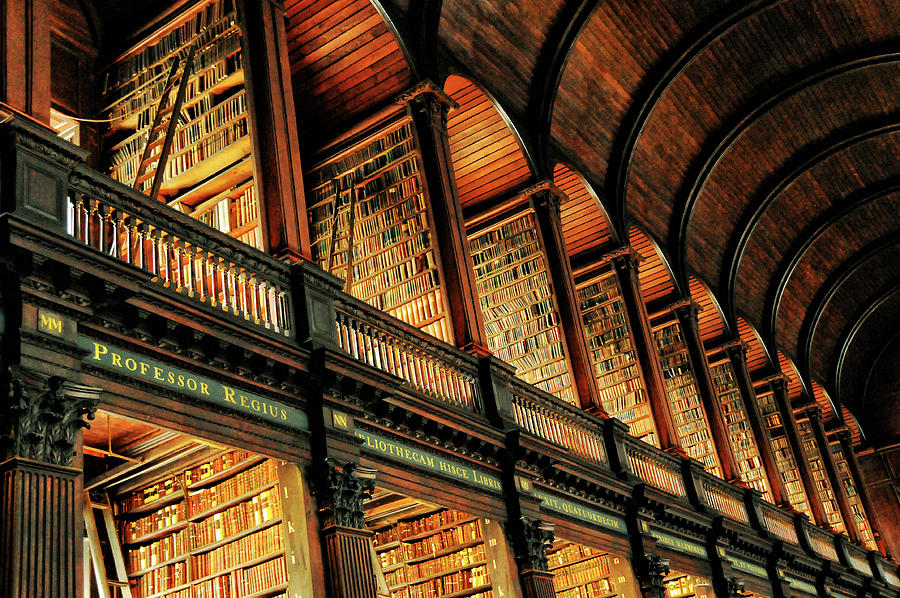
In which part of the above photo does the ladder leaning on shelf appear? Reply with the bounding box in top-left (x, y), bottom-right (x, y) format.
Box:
top-left (83, 491), bottom-right (133, 598)
top-left (131, 45), bottom-right (196, 199)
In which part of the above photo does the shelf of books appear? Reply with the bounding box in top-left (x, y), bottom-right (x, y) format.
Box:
top-left (468, 210), bottom-right (577, 406)
top-left (115, 449), bottom-right (288, 598)
top-left (709, 360), bottom-right (771, 501)
top-left (652, 322), bottom-right (721, 476)
top-left (306, 118), bottom-right (452, 342)
top-left (371, 508), bottom-right (494, 598)
top-left (830, 442), bottom-right (877, 550)
top-left (100, 0), bottom-right (263, 250)
top-left (663, 572), bottom-right (712, 598)
top-left (796, 420), bottom-right (846, 534)
top-left (577, 271), bottom-right (658, 445)
top-left (755, 390), bottom-right (811, 516)
top-left (548, 542), bottom-right (620, 598)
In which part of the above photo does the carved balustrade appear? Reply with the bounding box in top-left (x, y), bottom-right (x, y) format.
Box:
top-left (758, 501), bottom-right (800, 544)
top-left (615, 432), bottom-right (686, 497)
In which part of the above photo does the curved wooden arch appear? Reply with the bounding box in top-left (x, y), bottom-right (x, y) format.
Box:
top-left (527, 0), bottom-right (599, 177)
top-left (765, 177), bottom-right (900, 347)
top-left (688, 275), bottom-right (733, 344)
top-left (606, 0), bottom-right (784, 235)
top-left (799, 232), bottom-right (900, 384)
top-left (444, 73), bottom-right (537, 210)
top-left (720, 118), bottom-right (900, 324)
top-left (673, 52), bottom-right (900, 282)
top-left (628, 225), bottom-right (683, 305)
top-left (834, 283), bottom-right (900, 407)
top-left (553, 162), bottom-right (619, 256)
top-left (778, 350), bottom-right (809, 400)
top-left (737, 316), bottom-right (776, 375)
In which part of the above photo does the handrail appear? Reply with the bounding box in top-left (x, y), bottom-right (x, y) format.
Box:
top-left (842, 541), bottom-right (873, 576)
top-left (696, 471), bottom-right (749, 524)
top-left (802, 520), bottom-right (839, 561)
top-left (334, 296), bottom-right (482, 414)
top-left (759, 501), bottom-right (799, 544)
top-left (508, 377), bottom-right (607, 465)
top-left (66, 166), bottom-right (293, 337)
top-left (616, 432), bottom-right (686, 497)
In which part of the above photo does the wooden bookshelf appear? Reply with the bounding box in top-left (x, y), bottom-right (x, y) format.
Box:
top-left (663, 573), bottom-right (711, 598)
top-left (548, 542), bottom-right (619, 598)
top-left (114, 449), bottom-right (288, 598)
top-left (796, 420), bottom-right (846, 534)
top-left (709, 360), bottom-right (771, 501)
top-left (829, 442), bottom-right (877, 550)
top-left (100, 0), bottom-right (263, 250)
top-left (755, 391), bottom-right (811, 516)
top-left (306, 118), bottom-right (452, 342)
top-left (577, 270), bottom-right (657, 445)
top-left (652, 322), bottom-right (721, 476)
top-left (468, 209), bottom-right (577, 405)
top-left (371, 509), bottom-right (494, 598)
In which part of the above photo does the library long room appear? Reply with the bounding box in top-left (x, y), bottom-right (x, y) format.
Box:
top-left (3, 0), bottom-right (900, 598)
top-left (82, 412), bottom-right (302, 598)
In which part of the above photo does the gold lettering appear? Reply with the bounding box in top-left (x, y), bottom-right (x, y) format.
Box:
top-left (167, 372), bottom-right (176, 384)
top-left (240, 396), bottom-right (250, 408)
top-left (92, 342), bottom-right (108, 361)
top-left (187, 378), bottom-right (197, 391)
top-left (222, 386), bottom-right (238, 404)
top-left (200, 382), bottom-right (210, 395)
top-left (333, 412), bottom-right (348, 429)
top-left (124, 358), bottom-right (137, 371)
top-left (280, 408), bottom-right (287, 420)
top-left (153, 366), bottom-right (164, 381)
top-left (40, 314), bottom-right (63, 334)
top-left (111, 353), bottom-right (122, 367)
top-left (250, 399), bottom-right (260, 411)
top-left (139, 362), bottom-right (150, 375)
top-left (177, 374), bottom-right (186, 387)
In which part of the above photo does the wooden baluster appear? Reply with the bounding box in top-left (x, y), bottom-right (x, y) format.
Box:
top-left (258, 281), bottom-right (270, 328)
top-left (156, 231), bottom-right (169, 284)
top-left (193, 249), bottom-right (205, 301)
top-left (182, 245), bottom-right (193, 296)
top-left (116, 213), bottom-right (129, 262)
top-left (229, 265), bottom-right (240, 314)
top-left (171, 240), bottom-right (182, 292)
top-left (238, 273), bottom-right (250, 320)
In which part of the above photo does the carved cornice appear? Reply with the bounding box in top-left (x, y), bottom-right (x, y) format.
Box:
top-left (312, 460), bottom-right (376, 529)
top-left (638, 554), bottom-right (671, 598)
top-left (1, 367), bottom-right (98, 466)
top-left (1, 114), bottom-right (89, 168)
top-left (514, 517), bottom-right (554, 572)
top-left (395, 80), bottom-right (459, 111)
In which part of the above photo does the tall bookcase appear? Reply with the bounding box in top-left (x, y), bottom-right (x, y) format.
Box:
top-left (830, 442), bottom-right (877, 550)
top-left (576, 270), bottom-right (657, 445)
top-left (371, 508), bottom-right (494, 598)
top-left (755, 390), bottom-right (811, 516)
top-left (796, 420), bottom-right (846, 533)
top-left (548, 542), bottom-right (619, 598)
top-left (115, 449), bottom-right (289, 598)
top-left (663, 572), bottom-right (711, 598)
top-left (468, 210), bottom-right (577, 405)
top-left (652, 321), bottom-right (721, 476)
top-left (100, 0), bottom-right (263, 250)
top-left (709, 360), bottom-right (771, 501)
top-left (306, 118), bottom-right (452, 342)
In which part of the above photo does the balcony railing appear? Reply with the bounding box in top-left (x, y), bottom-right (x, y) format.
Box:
top-left (803, 520), bottom-right (839, 562)
top-left (66, 167), bottom-right (292, 337)
top-left (334, 299), bottom-right (482, 414)
top-left (759, 501), bottom-right (799, 544)
top-left (509, 378), bottom-right (607, 465)
top-left (618, 434), bottom-right (686, 497)
top-left (696, 473), bottom-right (749, 524)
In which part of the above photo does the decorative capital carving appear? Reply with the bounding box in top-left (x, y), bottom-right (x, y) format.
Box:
top-left (668, 298), bottom-right (700, 321)
top-left (514, 517), bottom-right (554, 572)
top-left (525, 181), bottom-right (566, 215)
top-left (722, 338), bottom-right (747, 359)
top-left (1, 367), bottom-right (98, 466)
top-left (312, 460), bottom-right (376, 529)
top-left (638, 554), bottom-right (670, 598)
top-left (831, 427), bottom-right (852, 445)
top-left (726, 576), bottom-right (746, 598)
top-left (801, 404), bottom-right (822, 423)
top-left (396, 80), bottom-right (459, 126)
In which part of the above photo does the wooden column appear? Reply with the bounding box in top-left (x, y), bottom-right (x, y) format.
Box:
top-left (403, 82), bottom-right (489, 352)
top-left (672, 301), bottom-right (739, 480)
top-left (237, 0), bottom-right (310, 261)
top-left (530, 184), bottom-right (606, 414)
top-left (0, 0), bottom-right (50, 122)
top-left (834, 429), bottom-right (882, 546)
top-left (636, 554), bottom-right (670, 598)
top-left (0, 369), bottom-right (98, 598)
top-left (803, 406), bottom-right (859, 542)
top-left (609, 251), bottom-right (679, 449)
top-left (770, 378), bottom-right (828, 526)
top-left (725, 341), bottom-right (787, 506)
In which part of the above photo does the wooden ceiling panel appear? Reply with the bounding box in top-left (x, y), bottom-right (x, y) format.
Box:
top-left (439, 0), bottom-right (565, 117)
top-left (286, 0), bottom-right (413, 145)
top-left (737, 316), bottom-right (772, 376)
top-left (779, 193), bottom-right (900, 356)
top-left (629, 227), bottom-right (676, 306)
top-left (554, 164), bottom-right (613, 257)
top-left (777, 350), bottom-right (804, 400)
top-left (840, 405), bottom-right (864, 447)
top-left (734, 132), bottom-right (900, 326)
top-left (811, 380), bottom-right (838, 423)
top-left (445, 75), bottom-right (532, 210)
top-left (687, 64), bottom-right (900, 288)
top-left (551, 0), bottom-right (717, 181)
top-left (628, 1), bottom-right (898, 246)
top-left (808, 244), bottom-right (900, 386)
top-left (689, 277), bottom-right (729, 346)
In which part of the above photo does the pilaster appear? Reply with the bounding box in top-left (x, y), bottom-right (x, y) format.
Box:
top-left (0, 0), bottom-right (50, 122)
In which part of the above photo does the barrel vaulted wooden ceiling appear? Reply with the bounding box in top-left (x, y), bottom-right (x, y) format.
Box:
top-left (86, 0), bottom-right (900, 446)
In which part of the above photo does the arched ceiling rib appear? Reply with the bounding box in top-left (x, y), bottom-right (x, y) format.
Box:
top-left (737, 317), bottom-right (773, 376)
top-left (553, 164), bottom-right (615, 259)
top-left (688, 277), bottom-right (730, 347)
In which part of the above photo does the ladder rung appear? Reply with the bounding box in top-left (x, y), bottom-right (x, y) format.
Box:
top-left (108, 581), bottom-right (129, 588)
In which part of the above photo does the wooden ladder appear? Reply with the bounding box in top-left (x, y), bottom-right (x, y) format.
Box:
top-left (84, 491), bottom-right (133, 598)
top-left (131, 45), bottom-right (197, 200)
